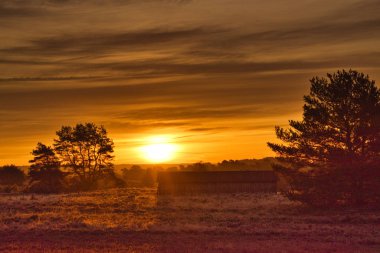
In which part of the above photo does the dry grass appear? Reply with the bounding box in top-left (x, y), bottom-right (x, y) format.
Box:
top-left (0, 188), bottom-right (379, 252)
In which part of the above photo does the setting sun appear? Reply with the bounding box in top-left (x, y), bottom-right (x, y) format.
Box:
top-left (140, 136), bottom-right (178, 163)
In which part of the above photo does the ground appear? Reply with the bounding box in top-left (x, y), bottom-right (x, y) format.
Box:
top-left (0, 188), bottom-right (379, 252)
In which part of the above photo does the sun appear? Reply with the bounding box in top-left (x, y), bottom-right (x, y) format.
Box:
top-left (140, 136), bottom-right (178, 163)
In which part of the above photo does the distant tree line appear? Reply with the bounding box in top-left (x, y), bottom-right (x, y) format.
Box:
top-left (118, 159), bottom-right (275, 187)
top-left (0, 157), bottom-right (275, 194)
top-left (121, 165), bottom-right (156, 187)
top-left (162, 158), bottom-right (276, 172)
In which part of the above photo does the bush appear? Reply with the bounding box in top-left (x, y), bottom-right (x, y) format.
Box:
top-left (96, 173), bottom-right (126, 189)
top-left (25, 168), bottom-right (67, 194)
top-left (64, 171), bottom-right (126, 192)
top-left (0, 165), bottom-right (25, 186)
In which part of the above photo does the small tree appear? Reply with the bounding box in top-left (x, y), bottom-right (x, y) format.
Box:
top-left (54, 123), bottom-right (114, 189)
top-left (268, 70), bottom-right (380, 207)
top-left (28, 143), bottom-right (65, 193)
top-left (0, 165), bottom-right (25, 185)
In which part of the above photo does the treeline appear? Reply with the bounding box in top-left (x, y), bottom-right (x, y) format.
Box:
top-left (179, 158), bottom-right (275, 171)
top-left (0, 158), bottom-right (276, 193)
top-left (119, 158), bottom-right (275, 186)
top-left (146, 158), bottom-right (275, 172)
top-left (0, 163), bottom-right (124, 194)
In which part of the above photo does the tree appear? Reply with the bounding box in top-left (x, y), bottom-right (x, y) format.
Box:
top-left (54, 123), bottom-right (114, 189)
top-left (0, 165), bottom-right (25, 185)
top-left (28, 143), bottom-right (65, 193)
top-left (184, 162), bottom-right (214, 172)
top-left (268, 70), bottom-right (380, 207)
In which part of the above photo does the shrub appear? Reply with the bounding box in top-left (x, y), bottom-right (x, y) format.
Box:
top-left (0, 165), bottom-right (25, 186)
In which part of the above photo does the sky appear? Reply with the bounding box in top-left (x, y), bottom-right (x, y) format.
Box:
top-left (1, 0), bottom-right (380, 165)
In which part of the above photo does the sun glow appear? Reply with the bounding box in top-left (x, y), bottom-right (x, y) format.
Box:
top-left (140, 136), bottom-right (178, 163)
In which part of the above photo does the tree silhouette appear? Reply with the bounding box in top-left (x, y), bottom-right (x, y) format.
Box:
top-left (0, 165), bottom-right (25, 185)
top-left (184, 162), bottom-right (214, 171)
top-left (268, 70), bottom-right (380, 207)
top-left (28, 143), bottom-right (65, 193)
top-left (54, 123), bottom-right (114, 189)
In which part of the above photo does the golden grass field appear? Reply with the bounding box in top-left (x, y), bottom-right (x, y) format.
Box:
top-left (0, 188), bottom-right (379, 252)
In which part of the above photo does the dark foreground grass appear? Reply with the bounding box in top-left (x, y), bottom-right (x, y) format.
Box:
top-left (0, 188), bottom-right (379, 252)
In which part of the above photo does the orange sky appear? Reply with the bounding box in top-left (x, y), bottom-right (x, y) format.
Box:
top-left (0, 0), bottom-right (380, 165)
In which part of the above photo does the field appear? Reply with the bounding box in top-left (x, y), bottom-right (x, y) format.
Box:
top-left (0, 188), bottom-right (379, 253)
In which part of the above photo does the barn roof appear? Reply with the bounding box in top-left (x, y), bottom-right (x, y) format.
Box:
top-left (158, 170), bottom-right (276, 184)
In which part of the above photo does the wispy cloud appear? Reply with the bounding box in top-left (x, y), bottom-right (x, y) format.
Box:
top-left (0, 76), bottom-right (104, 82)
top-left (0, 0), bottom-right (379, 164)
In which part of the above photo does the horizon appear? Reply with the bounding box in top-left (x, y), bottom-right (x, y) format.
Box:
top-left (9, 157), bottom-right (276, 168)
top-left (1, 0), bottom-right (380, 165)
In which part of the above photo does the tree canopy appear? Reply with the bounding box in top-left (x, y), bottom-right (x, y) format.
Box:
top-left (29, 142), bottom-right (61, 177)
top-left (54, 123), bottom-right (114, 189)
top-left (268, 70), bottom-right (380, 207)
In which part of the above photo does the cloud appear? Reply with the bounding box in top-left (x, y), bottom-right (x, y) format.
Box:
top-left (23, 28), bottom-right (212, 55)
top-left (114, 105), bottom-right (261, 121)
top-left (0, 0), bottom-right (379, 164)
top-left (237, 19), bottom-right (380, 48)
top-left (188, 127), bottom-right (229, 132)
top-left (0, 76), bottom-right (104, 82)
top-left (80, 57), bottom-right (380, 76)
top-left (4, 17), bottom-right (380, 58)
top-left (2, 19), bottom-right (379, 81)
top-left (0, 72), bottom-right (307, 112)
top-left (0, 3), bottom-right (44, 17)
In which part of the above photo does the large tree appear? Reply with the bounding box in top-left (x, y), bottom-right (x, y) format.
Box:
top-left (54, 123), bottom-right (114, 188)
top-left (268, 70), bottom-right (380, 207)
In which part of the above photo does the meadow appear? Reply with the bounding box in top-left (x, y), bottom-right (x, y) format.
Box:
top-left (0, 188), bottom-right (379, 253)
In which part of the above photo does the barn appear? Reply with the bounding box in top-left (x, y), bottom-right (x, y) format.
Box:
top-left (157, 171), bottom-right (277, 195)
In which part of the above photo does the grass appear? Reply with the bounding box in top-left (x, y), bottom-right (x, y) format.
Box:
top-left (0, 188), bottom-right (379, 252)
